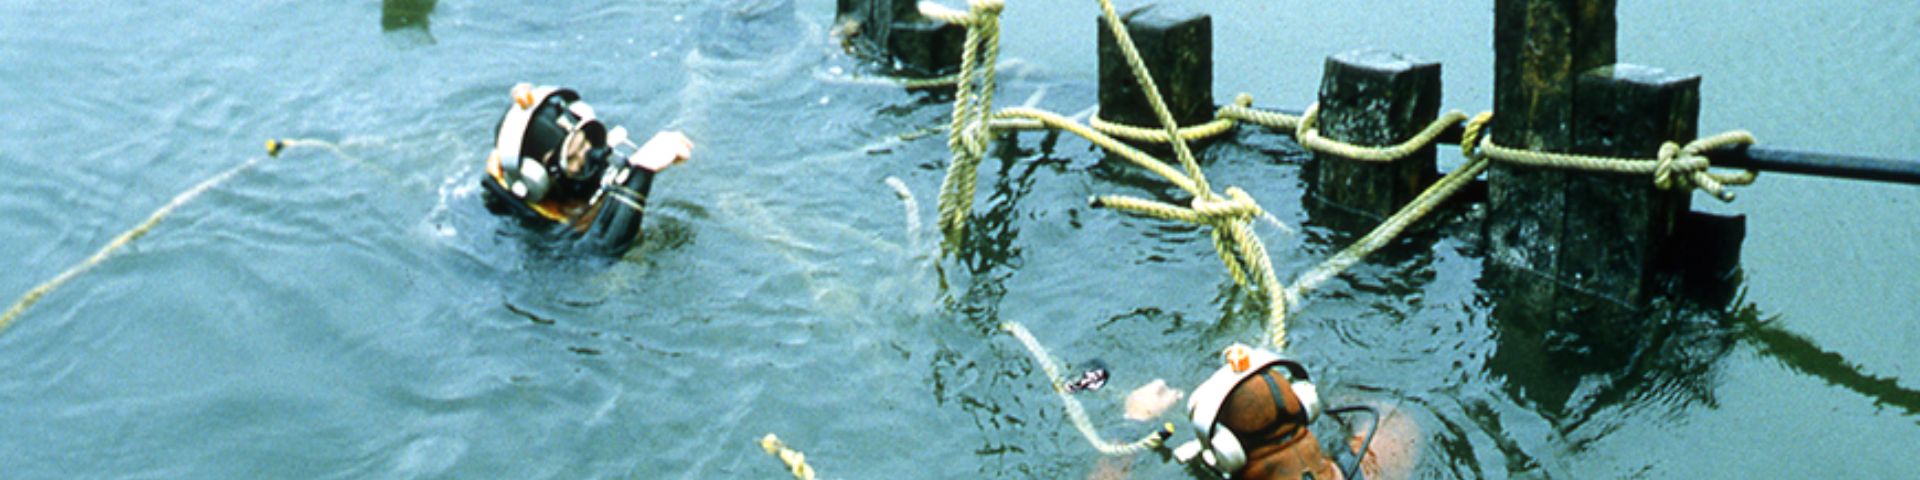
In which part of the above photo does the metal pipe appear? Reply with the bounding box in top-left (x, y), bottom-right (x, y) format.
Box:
top-left (1705, 145), bottom-right (1920, 186)
top-left (1254, 106), bottom-right (1920, 186)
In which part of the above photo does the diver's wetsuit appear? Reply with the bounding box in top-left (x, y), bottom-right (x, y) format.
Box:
top-left (577, 167), bottom-right (654, 254)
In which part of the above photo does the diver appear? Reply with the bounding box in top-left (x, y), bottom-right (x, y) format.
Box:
top-left (1121, 344), bottom-right (1419, 480)
top-left (480, 83), bottom-right (693, 255)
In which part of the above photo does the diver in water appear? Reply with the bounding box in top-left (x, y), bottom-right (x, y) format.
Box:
top-left (1119, 344), bottom-right (1418, 480)
top-left (481, 83), bottom-right (693, 255)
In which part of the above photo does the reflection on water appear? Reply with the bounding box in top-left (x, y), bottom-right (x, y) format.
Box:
top-left (1485, 290), bottom-right (1740, 428)
top-left (1732, 304), bottom-right (1920, 420)
top-left (380, 0), bottom-right (435, 45)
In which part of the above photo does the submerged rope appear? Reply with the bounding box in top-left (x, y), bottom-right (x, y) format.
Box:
top-left (1002, 322), bottom-right (1171, 456)
top-left (1, 151), bottom-right (275, 335)
top-left (758, 433), bottom-right (819, 480)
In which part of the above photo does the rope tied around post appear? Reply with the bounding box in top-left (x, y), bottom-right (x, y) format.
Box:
top-left (926, 0), bottom-right (1007, 252)
top-left (1465, 117), bottom-right (1760, 201)
top-left (1653, 131), bottom-right (1761, 201)
top-left (1295, 104), bottom-right (1472, 163)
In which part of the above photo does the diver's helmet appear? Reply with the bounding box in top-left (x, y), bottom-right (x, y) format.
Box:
top-left (1174, 343), bottom-right (1323, 477)
top-left (492, 83), bottom-right (610, 203)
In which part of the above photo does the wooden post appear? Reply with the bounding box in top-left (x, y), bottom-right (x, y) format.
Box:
top-left (1307, 49), bottom-right (1442, 226)
top-left (1487, 0), bottom-right (1706, 351)
top-left (837, 0), bottom-right (964, 76)
top-left (1096, 4), bottom-right (1214, 139)
top-left (1566, 64), bottom-right (1700, 306)
top-left (1485, 0), bottom-right (1623, 346)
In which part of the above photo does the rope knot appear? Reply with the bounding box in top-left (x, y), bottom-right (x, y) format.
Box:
top-left (1652, 141), bottom-right (1692, 189)
top-left (1653, 131), bottom-right (1760, 202)
top-left (1189, 187), bottom-right (1263, 224)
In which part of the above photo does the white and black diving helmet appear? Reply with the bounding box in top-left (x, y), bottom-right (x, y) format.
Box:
top-left (491, 83), bottom-right (614, 204)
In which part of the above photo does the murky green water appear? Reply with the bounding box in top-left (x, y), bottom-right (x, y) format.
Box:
top-left (2, 1), bottom-right (1916, 478)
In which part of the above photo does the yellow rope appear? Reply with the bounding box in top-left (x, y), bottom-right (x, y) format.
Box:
top-left (1218, 96), bottom-right (1303, 131)
top-left (1470, 126), bottom-right (1759, 201)
top-left (1295, 105), bottom-right (1471, 163)
top-left (1002, 322), bottom-right (1173, 456)
top-left (757, 434), bottom-right (819, 480)
top-left (1089, 113), bottom-right (1238, 144)
top-left (1283, 119), bottom-right (1495, 313)
top-left (1087, 94), bottom-right (1469, 166)
top-left (1093, 0), bottom-right (1208, 195)
top-left (0, 148), bottom-right (285, 336)
top-left (1086, 92), bottom-right (1250, 143)
top-left (994, 107), bottom-right (1196, 193)
top-left (0, 138), bottom-right (396, 338)
top-left (925, 0), bottom-right (1295, 347)
top-left (931, 0), bottom-right (1007, 251)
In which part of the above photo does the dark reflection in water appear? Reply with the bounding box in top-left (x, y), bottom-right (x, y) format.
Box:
top-left (694, 0), bottom-right (801, 61)
top-left (381, 0), bottom-right (435, 44)
top-left (1485, 290), bottom-right (1740, 431)
top-left (950, 138), bottom-right (1047, 280)
top-left (1731, 304), bottom-right (1920, 420)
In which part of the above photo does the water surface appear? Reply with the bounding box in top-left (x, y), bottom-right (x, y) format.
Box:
top-left (1, 0), bottom-right (1916, 478)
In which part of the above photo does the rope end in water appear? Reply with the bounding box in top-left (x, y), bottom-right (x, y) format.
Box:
top-left (266, 139), bottom-right (284, 157)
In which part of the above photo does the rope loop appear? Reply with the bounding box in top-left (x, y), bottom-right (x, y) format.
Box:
top-left (1461, 111), bottom-right (1494, 159)
top-left (1293, 103), bottom-right (1319, 141)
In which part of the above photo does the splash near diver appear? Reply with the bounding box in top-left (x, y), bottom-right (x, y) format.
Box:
top-left (480, 83), bottom-right (693, 255)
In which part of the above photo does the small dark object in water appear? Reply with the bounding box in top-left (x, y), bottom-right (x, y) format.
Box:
top-left (1065, 359), bottom-right (1109, 393)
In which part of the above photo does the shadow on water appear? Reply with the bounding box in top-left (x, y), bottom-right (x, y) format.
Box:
top-left (1729, 303), bottom-right (1920, 422)
top-left (381, 0), bottom-right (436, 46)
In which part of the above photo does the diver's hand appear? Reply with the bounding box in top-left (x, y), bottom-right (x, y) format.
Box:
top-left (631, 131), bottom-right (694, 172)
top-left (1124, 379), bottom-right (1183, 421)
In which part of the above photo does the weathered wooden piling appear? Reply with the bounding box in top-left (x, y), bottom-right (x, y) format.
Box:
top-left (1096, 4), bottom-right (1213, 135)
top-left (837, 0), bottom-right (965, 76)
top-left (1568, 63), bottom-right (1700, 300)
top-left (1308, 49), bottom-right (1442, 223)
top-left (1487, 0), bottom-right (1705, 348)
top-left (1488, 0), bottom-right (1617, 319)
